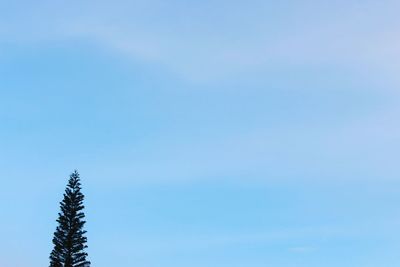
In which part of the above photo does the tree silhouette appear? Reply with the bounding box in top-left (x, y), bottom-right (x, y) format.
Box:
top-left (49, 170), bottom-right (90, 267)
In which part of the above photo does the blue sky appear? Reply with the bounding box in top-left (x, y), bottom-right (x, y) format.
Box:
top-left (1, 1), bottom-right (400, 266)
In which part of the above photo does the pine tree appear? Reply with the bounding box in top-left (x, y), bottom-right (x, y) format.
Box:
top-left (49, 170), bottom-right (91, 267)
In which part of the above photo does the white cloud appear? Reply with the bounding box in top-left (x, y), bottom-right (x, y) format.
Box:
top-left (2, 1), bottom-right (400, 82)
top-left (81, 104), bottom-right (400, 187)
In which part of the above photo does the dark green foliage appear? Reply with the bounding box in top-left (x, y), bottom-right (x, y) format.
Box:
top-left (49, 170), bottom-right (90, 267)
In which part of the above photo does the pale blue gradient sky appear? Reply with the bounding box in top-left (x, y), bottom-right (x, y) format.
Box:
top-left (1, 1), bottom-right (400, 267)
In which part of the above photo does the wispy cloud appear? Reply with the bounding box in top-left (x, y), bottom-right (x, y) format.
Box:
top-left (83, 104), bottom-right (400, 186)
top-left (2, 1), bottom-right (400, 82)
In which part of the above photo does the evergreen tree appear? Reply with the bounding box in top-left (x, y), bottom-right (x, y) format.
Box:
top-left (49, 170), bottom-right (90, 267)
